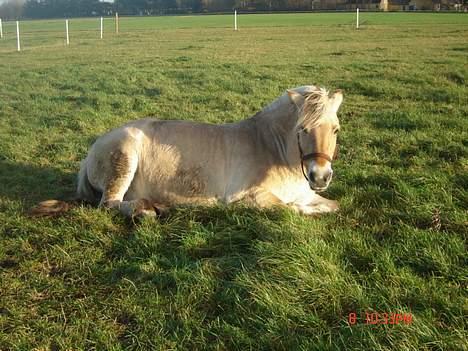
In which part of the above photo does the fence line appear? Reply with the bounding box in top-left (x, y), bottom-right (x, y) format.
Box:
top-left (356, 8), bottom-right (359, 29)
top-left (0, 17), bottom-right (120, 52)
top-left (115, 13), bottom-right (119, 34)
top-left (0, 12), bottom-right (466, 54)
top-left (65, 19), bottom-right (69, 45)
top-left (16, 21), bottom-right (20, 51)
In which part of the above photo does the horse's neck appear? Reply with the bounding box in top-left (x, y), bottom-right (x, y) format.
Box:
top-left (248, 99), bottom-right (299, 166)
top-left (252, 96), bottom-right (296, 130)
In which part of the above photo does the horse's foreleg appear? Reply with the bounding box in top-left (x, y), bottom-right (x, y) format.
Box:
top-left (251, 188), bottom-right (338, 215)
top-left (250, 189), bottom-right (285, 208)
top-left (295, 193), bottom-right (339, 215)
top-left (98, 150), bottom-right (167, 218)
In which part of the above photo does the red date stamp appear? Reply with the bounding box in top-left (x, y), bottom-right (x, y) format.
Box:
top-left (348, 312), bottom-right (413, 325)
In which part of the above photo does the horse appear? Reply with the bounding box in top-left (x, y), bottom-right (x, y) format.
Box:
top-left (31, 85), bottom-right (343, 218)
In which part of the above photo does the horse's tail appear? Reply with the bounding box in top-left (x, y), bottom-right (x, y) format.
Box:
top-left (29, 158), bottom-right (100, 218)
top-left (76, 157), bottom-right (100, 204)
top-left (29, 199), bottom-right (74, 217)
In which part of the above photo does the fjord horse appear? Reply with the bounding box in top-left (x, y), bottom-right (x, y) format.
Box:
top-left (32, 86), bottom-right (343, 218)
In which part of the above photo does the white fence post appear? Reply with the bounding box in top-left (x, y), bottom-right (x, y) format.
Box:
top-left (16, 21), bottom-right (20, 51)
top-left (65, 19), bottom-right (69, 45)
top-left (0, 19), bottom-right (3, 39)
top-left (234, 10), bottom-right (237, 31)
top-left (356, 8), bottom-right (359, 29)
top-left (115, 13), bottom-right (119, 34)
top-left (100, 17), bottom-right (103, 39)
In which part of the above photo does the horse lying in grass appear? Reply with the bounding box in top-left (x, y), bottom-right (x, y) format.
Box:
top-left (31, 85), bottom-right (343, 218)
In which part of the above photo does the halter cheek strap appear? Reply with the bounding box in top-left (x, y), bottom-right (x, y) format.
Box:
top-left (297, 132), bottom-right (339, 182)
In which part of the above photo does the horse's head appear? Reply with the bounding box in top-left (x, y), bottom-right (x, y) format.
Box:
top-left (288, 87), bottom-right (343, 192)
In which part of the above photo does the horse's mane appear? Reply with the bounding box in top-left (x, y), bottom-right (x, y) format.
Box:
top-left (295, 86), bottom-right (329, 130)
top-left (259, 85), bottom-right (329, 130)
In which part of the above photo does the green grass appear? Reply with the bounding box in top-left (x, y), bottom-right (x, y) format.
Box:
top-left (0, 13), bottom-right (467, 350)
top-left (1, 13), bottom-right (467, 52)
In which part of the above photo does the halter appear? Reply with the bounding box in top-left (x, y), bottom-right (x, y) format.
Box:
top-left (296, 130), bottom-right (339, 182)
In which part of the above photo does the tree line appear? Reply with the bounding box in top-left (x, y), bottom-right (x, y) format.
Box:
top-left (0, 0), bottom-right (335, 19)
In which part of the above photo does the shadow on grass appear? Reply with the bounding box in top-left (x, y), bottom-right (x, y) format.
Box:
top-left (0, 159), bottom-right (76, 205)
top-left (95, 205), bottom-right (296, 347)
top-left (0, 163), bottom-right (306, 346)
top-left (104, 205), bottom-right (289, 284)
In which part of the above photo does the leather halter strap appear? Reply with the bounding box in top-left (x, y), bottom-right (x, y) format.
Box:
top-left (297, 131), bottom-right (339, 182)
top-left (302, 152), bottom-right (333, 163)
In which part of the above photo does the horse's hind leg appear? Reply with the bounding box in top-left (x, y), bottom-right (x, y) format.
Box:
top-left (97, 149), bottom-right (165, 218)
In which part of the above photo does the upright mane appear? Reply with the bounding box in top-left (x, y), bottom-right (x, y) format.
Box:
top-left (259, 85), bottom-right (330, 130)
top-left (295, 87), bottom-right (329, 130)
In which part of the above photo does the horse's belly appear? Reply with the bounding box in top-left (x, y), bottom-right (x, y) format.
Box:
top-left (125, 151), bottom-right (225, 205)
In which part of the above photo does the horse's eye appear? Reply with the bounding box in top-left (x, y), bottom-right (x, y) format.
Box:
top-left (334, 128), bottom-right (339, 135)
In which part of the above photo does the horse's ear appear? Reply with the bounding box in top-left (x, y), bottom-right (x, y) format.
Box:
top-left (330, 90), bottom-right (343, 113)
top-left (287, 90), bottom-right (305, 108)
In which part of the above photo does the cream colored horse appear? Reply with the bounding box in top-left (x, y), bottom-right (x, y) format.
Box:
top-left (33, 85), bottom-right (343, 218)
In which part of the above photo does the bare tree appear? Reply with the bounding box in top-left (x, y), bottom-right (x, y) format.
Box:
top-left (0, 0), bottom-right (25, 19)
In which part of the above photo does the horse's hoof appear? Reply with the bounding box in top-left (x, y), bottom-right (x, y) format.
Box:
top-left (152, 203), bottom-right (169, 217)
top-left (132, 199), bottom-right (169, 219)
top-left (132, 199), bottom-right (157, 219)
top-left (134, 209), bottom-right (157, 218)
top-left (328, 200), bottom-right (339, 212)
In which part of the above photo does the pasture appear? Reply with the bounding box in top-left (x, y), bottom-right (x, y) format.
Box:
top-left (0, 12), bottom-right (467, 350)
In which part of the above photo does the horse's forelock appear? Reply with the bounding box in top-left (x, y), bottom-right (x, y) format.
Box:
top-left (296, 87), bottom-right (329, 130)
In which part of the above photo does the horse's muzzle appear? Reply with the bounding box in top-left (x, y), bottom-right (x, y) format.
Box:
top-left (310, 185), bottom-right (328, 192)
top-left (309, 168), bottom-right (333, 192)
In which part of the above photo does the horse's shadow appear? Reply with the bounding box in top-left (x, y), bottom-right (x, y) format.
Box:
top-left (0, 159), bottom-right (76, 205)
top-left (95, 205), bottom-right (293, 343)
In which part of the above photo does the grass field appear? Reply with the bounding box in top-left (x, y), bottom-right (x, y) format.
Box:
top-left (1, 12), bottom-right (468, 52)
top-left (0, 12), bottom-right (467, 350)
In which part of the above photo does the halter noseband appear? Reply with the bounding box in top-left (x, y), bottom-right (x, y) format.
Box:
top-left (297, 130), bottom-right (339, 182)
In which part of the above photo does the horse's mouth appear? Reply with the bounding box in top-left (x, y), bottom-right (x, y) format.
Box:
top-left (310, 185), bottom-right (328, 193)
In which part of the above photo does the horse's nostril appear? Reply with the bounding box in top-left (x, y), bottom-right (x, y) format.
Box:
top-left (323, 171), bottom-right (333, 183)
top-left (309, 170), bottom-right (332, 186)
